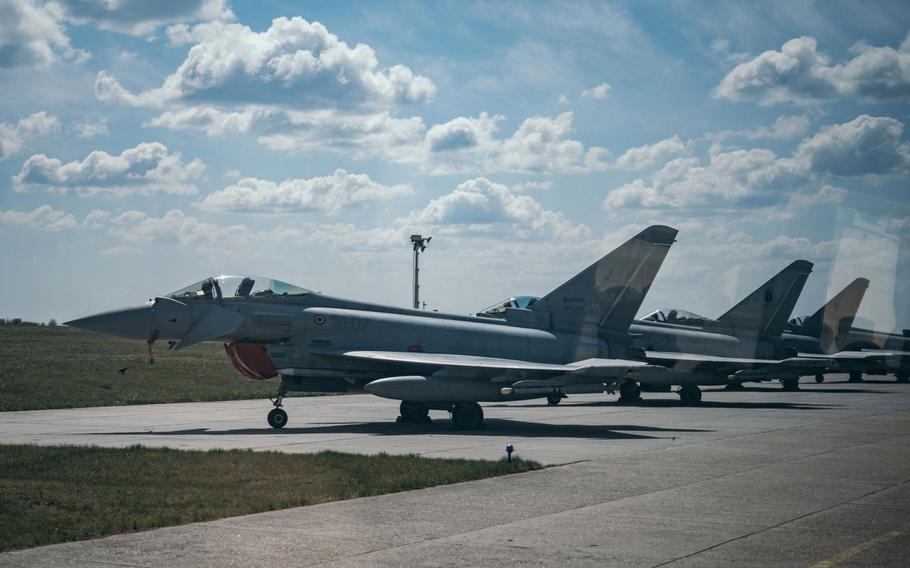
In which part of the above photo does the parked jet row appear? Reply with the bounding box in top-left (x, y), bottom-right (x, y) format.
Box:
top-left (66, 225), bottom-right (907, 428)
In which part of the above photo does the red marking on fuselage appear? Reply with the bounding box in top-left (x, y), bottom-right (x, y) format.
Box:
top-left (224, 342), bottom-right (277, 381)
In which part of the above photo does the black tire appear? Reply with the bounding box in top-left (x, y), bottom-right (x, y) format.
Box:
top-left (848, 371), bottom-right (864, 383)
top-left (781, 378), bottom-right (800, 391)
top-left (895, 372), bottom-right (909, 383)
top-left (547, 393), bottom-right (562, 406)
top-left (815, 374), bottom-right (825, 384)
top-left (399, 401), bottom-right (429, 422)
top-left (619, 381), bottom-right (641, 402)
top-left (452, 403), bottom-right (484, 429)
top-left (679, 385), bottom-right (702, 404)
top-left (267, 408), bottom-right (288, 429)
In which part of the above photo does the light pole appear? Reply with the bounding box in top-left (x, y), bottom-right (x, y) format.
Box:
top-left (410, 234), bottom-right (431, 309)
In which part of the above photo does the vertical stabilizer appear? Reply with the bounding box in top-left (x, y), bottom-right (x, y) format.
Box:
top-left (801, 277), bottom-right (870, 352)
top-left (717, 260), bottom-right (814, 337)
top-left (531, 225), bottom-right (677, 335)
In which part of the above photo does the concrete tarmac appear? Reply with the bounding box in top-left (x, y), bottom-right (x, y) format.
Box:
top-left (1, 375), bottom-right (909, 566)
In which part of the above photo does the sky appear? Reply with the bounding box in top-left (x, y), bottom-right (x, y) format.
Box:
top-left (0, 0), bottom-right (908, 331)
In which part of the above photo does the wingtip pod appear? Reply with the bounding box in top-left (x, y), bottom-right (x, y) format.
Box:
top-left (635, 224), bottom-right (678, 246)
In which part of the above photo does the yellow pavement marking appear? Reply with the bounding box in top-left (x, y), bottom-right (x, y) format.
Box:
top-left (809, 523), bottom-right (910, 568)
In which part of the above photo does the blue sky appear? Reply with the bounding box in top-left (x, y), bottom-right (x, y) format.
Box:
top-left (1, 0), bottom-right (908, 331)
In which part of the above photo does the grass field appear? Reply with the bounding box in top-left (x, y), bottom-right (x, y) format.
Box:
top-left (0, 444), bottom-right (540, 551)
top-left (0, 326), bottom-right (286, 411)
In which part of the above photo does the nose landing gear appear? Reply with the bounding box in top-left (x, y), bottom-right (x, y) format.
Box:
top-left (267, 384), bottom-right (288, 429)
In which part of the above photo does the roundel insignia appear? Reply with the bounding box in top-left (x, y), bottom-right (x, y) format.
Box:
top-left (314, 315), bottom-right (326, 325)
top-left (764, 288), bottom-right (773, 302)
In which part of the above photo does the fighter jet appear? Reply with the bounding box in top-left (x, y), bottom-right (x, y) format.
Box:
top-left (784, 278), bottom-right (910, 383)
top-left (482, 260), bottom-right (827, 403)
top-left (65, 225), bottom-right (676, 429)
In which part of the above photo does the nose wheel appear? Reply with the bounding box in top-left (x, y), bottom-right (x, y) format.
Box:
top-left (267, 384), bottom-right (288, 429)
top-left (267, 407), bottom-right (288, 429)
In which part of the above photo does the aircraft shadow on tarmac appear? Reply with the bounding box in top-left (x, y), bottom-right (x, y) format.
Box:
top-left (89, 420), bottom-right (713, 440)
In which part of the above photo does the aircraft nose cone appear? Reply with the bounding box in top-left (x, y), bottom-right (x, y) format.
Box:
top-left (65, 305), bottom-right (154, 341)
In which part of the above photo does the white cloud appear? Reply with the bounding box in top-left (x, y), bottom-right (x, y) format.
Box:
top-left (581, 82), bottom-right (612, 100)
top-left (0, 112), bottom-right (59, 159)
top-left (199, 169), bottom-right (412, 214)
top-left (604, 149), bottom-right (798, 209)
top-left (612, 135), bottom-right (686, 170)
top-left (0, 204), bottom-right (77, 231)
top-left (257, 110), bottom-right (426, 160)
top-left (109, 209), bottom-right (246, 244)
top-left (426, 113), bottom-right (502, 153)
top-left (715, 34), bottom-right (910, 105)
top-left (717, 115), bottom-right (811, 141)
top-left (52, 0), bottom-right (234, 37)
top-left (793, 114), bottom-right (909, 176)
top-left (68, 117), bottom-right (108, 139)
top-left (495, 112), bottom-right (608, 174)
top-left (145, 106), bottom-right (261, 136)
top-left (97, 17), bottom-right (436, 112)
top-left (0, 0), bottom-right (74, 68)
top-left (13, 142), bottom-right (205, 196)
top-left (404, 177), bottom-right (589, 240)
top-left (512, 180), bottom-right (553, 192)
top-left (604, 114), bottom-right (909, 208)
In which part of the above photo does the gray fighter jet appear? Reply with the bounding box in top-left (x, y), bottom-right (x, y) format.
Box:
top-left (482, 260), bottom-right (827, 403)
top-left (784, 278), bottom-right (910, 383)
top-left (66, 226), bottom-right (676, 429)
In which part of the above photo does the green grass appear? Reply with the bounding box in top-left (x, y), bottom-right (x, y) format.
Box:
top-left (0, 444), bottom-right (540, 551)
top-left (0, 326), bottom-right (288, 411)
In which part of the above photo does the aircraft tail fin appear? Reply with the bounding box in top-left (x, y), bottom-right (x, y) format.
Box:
top-left (801, 277), bottom-right (869, 350)
top-left (531, 225), bottom-right (677, 335)
top-left (717, 260), bottom-right (814, 337)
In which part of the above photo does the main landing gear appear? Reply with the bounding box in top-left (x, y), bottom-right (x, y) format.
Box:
top-left (895, 372), bottom-right (909, 384)
top-left (815, 373), bottom-right (825, 384)
top-left (781, 378), bottom-right (800, 391)
top-left (848, 371), bottom-right (864, 383)
top-left (678, 385), bottom-right (702, 404)
top-left (451, 402), bottom-right (484, 430)
top-left (619, 380), bottom-right (642, 403)
top-left (397, 401), bottom-right (431, 424)
top-left (547, 392), bottom-right (566, 406)
top-left (267, 382), bottom-right (289, 429)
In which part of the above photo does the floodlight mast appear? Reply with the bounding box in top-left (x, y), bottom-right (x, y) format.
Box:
top-left (410, 234), bottom-right (431, 309)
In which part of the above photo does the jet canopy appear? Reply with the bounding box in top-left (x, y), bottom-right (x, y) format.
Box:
top-left (640, 308), bottom-right (712, 327)
top-left (168, 276), bottom-right (310, 301)
top-left (479, 296), bottom-right (540, 316)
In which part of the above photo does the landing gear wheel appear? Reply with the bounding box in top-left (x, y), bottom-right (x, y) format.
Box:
top-left (547, 393), bottom-right (563, 406)
top-left (399, 401), bottom-right (430, 423)
top-left (815, 373), bottom-right (825, 384)
top-left (619, 381), bottom-right (641, 403)
top-left (452, 402), bottom-right (484, 430)
top-left (267, 408), bottom-right (288, 429)
top-left (781, 378), bottom-right (800, 391)
top-left (895, 372), bottom-right (909, 383)
top-left (678, 385), bottom-right (702, 404)
top-left (848, 371), bottom-right (864, 383)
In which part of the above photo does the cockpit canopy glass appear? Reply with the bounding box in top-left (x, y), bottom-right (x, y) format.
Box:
top-left (168, 276), bottom-right (310, 301)
top-left (479, 296), bottom-right (540, 315)
top-left (641, 308), bottom-right (710, 326)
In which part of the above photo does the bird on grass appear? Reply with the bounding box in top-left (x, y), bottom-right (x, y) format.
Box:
top-left (117, 367), bottom-right (128, 375)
